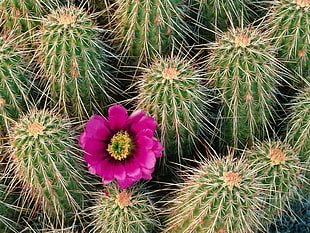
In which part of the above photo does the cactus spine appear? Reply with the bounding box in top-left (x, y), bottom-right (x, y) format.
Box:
top-left (111, 0), bottom-right (190, 64)
top-left (88, 182), bottom-right (160, 233)
top-left (35, 5), bottom-right (117, 120)
top-left (267, 0), bottom-right (310, 82)
top-left (164, 154), bottom-right (269, 233)
top-left (6, 109), bottom-right (86, 227)
top-left (247, 140), bottom-right (306, 216)
top-left (135, 54), bottom-right (212, 166)
top-left (207, 26), bottom-right (283, 149)
top-left (0, 33), bottom-right (30, 136)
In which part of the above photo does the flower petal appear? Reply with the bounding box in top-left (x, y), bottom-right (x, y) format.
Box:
top-left (124, 157), bottom-right (142, 179)
top-left (131, 115), bottom-right (157, 134)
top-left (126, 110), bottom-right (144, 129)
top-left (108, 105), bottom-right (128, 131)
top-left (135, 149), bottom-right (156, 170)
top-left (136, 135), bottom-right (154, 150)
top-left (84, 115), bottom-right (112, 141)
top-left (114, 162), bottom-right (126, 181)
top-left (117, 176), bottom-right (137, 189)
top-left (152, 139), bottom-right (164, 158)
top-left (78, 132), bottom-right (87, 148)
top-left (83, 140), bottom-right (107, 157)
top-left (140, 167), bottom-right (153, 180)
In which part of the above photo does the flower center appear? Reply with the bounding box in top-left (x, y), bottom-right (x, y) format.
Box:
top-left (56, 13), bottom-right (76, 25)
top-left (295, 0), bottom-right (310, 7)
top-left (162, 67), bottom-right (179, 80)
top-left (107, 131), bottom-right (133, 160)
top-left (267, 148), bottom-right (287, 165)
top-left (28, 122), bottom-right (45, 136)
top-left (221, 171), bottom-right (241, 190)
top-left (234, 33), bottom-right (251, 47)
top-left (115, 190), bottom-right (131, 209)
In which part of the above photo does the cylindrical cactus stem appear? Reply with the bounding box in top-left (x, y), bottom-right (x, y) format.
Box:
top-left (5, 109), bottom-right (87, 227)
top-left (87, 182), bottom-right (161, 233)
top-left (0, 33), bottom-right (31, 136)
top-left (110, 0), bottom-right (192, 65)
top-left (193, 0), bottom-right (253, 40)
top-left (164, 154), bottom-right (270, 233)
top-left (0, 0), bottom-right (56, 33)
top-left (247, 140), bottom-right (307, 217)
top-left (134, 53), bottom-right (213, 167)
top-left (286, 85), bottom-right (310, 171)
top-left (35, 4), bottom-right (118, 120)
top-left (266, 0), bottom-right (310, 83)
top-left (206, 26), bottom-right (285, 150)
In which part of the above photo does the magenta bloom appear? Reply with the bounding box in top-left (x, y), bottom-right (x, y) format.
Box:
top-left (78, 104), bottom-right (163, 189)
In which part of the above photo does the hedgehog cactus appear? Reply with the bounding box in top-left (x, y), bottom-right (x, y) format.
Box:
top-left (207, 26), bottom-right (284, 150)
top-left (0, 0), bottom-right (55, 33)
top-left (88, 182), bottom-right (160, 233)
top-left (247, 141), bottom-right (306, 216)
top-left (0, 33), bottom-right (30, 135)
top-left (135, 54), bottom-right (212, 166)
top-left (266, 0), bottom-right (310, 82)
top-left (194, 0), bottom-right (253, 40)
top-left (111, 0), bottom-right (191, 64)
top-left (164, 154), bottom-right (269, 233)
top-left (6, 109), bottom-right (86, 227)
top-left (286, 85), bottom-right (310, 168)
top-left (35, 5), bottom-right (117, 120)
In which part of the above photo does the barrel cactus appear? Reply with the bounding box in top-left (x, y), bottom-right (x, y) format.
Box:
top-left (110, 0), bottom-right (191, 64)
top-left (5, 109), bottom-right (86, 227)
top-left (35, 4), bottom-right (118, 120)
top-left (247, 140), bottom-right (306, 216)
top-left (164, 154), bottom-right (269, 233)
top-left (207, 26), bottom-right (285, 150)
top-left (87, 182), bottom-right (161, 233)
top-left (0, 32), bottom-right (30, 136)
top-left (266, 0), bottom-right (310, 83)
top-left (134, 54), bottom-right (213, 166)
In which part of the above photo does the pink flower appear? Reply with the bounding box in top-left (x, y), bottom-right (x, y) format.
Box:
top-left (79, 104), bottom-right (163, 189)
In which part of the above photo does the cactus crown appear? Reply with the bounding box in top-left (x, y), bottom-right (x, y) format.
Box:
top-left (295, 0), bottom-right (310, 7)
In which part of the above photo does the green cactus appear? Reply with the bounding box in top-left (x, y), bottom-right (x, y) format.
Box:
top-left (286, 85), bottom-right (310, 169)
top-left (5, 109), bottom-right (86, 227)
top-left (134, 54), bottom-right (212, 166)
top-left (35, 4), bottom-right (118, 120)
top-left (193, 0), bottom-right (253, 40)
top-left (207, 26), bottom-right (284, 150)
top-left (110, 0), bottom-right (191, 64)
top-left (247, 140), bottom-right (306, 216)
top-left (266, 0), bottom-right (310, 83)
top-left (164, 154), bottom-right (269, 233)
top-left (0, 32), bottom-right (31, 136)
top-left (87, 182), bottom-right (161, 233)
top-left (0, 0), bottom-right (57, 33)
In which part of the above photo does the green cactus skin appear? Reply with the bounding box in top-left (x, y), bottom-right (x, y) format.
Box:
top-left (286, 85), bottom-right (310, 171)
top-left (35, 5), bottom-right (118, 120)
top-left (207, 26), bottom-right (284, 150)
top-left (266, 0), bottom-right (310, 83)
top-left (0, 33), bottom-right (31, 136)
top-left (87, 182), bottom-right (161, 233)
top-left (247, 141), bottom-right (307, 217)
top-left (0, 0), bottom-right (56, 33)
top-left (193, 0), bottom-right (253, 40)
top-left (6, 109), bottom-right (86, 227)
top-left (164, 154), bottom-right (269, 233)
top-left (134, 54), bottom-right (212, 166)
top-left (111, 0), bottom-right (191, 64)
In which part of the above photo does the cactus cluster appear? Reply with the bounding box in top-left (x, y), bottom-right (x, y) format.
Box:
top-left (87, 182), bottom-right (160, 233)
top-left (207, 26), bottom-right (284, 150)
top-left (134, 54), bottom-right (212, 166)
top-left (5, 109), bottom-right (86, 227)
top-left (266, 0), bottom-right (310, 82)
top-left (35, 5), bottom-right (117, 119)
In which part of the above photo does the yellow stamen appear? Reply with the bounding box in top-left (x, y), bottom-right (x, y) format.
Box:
top-left (28, 122), bottom-right (45, 136)
top-left (221, 171), bottom-right (242, 190)
top-left (107, 131), bottom-right (133, 160)
top-left (267, 148), bottom-right (287, 165)
top-left (115, 190), bottom-right (131, 209)
top-left (234, 33), bottom-right (251, 47)
top-left (162, 67), bottom-right (179, 80)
